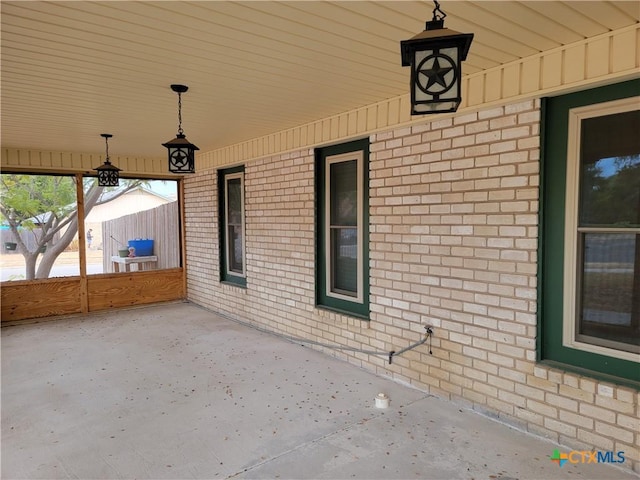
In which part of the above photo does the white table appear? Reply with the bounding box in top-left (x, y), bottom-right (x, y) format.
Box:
top-left (111, 255), bottom-right (158, 272)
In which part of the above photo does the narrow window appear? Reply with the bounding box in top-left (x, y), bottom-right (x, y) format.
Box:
top-left (316, 139), bottom-right (369, 318)
top-left (327, 153), bottom-right (362, 301)
top-left (219, 166), bottom-right (246, 286)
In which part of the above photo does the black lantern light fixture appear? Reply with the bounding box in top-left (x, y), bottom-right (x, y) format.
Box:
top-left (93, 133), bottom-right (121, 187)
top-left (162, 84), bottom-right (199, 174)
top-left (400, 0), bottom-right (474, 115)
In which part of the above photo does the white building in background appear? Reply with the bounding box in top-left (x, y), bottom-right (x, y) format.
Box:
top-left (86, 186), bottom-right (174, 250)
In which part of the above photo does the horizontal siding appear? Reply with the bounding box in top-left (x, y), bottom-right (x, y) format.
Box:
top-left (0, 148), bottom-right (169, 176)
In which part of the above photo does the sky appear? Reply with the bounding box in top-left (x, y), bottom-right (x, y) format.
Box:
top-left (146, 180), bottom-right (178, 199)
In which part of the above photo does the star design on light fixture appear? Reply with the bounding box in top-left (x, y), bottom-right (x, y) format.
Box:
top-left (416, 53), bottom-right (457, 95)
top-left (171, 149), bottom-right (188, 167)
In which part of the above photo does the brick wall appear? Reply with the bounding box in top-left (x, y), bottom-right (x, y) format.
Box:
top-left (184, 99), bottom-right (639, 473)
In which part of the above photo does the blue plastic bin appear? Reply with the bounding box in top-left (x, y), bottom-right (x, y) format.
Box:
top-left (128, 239), bottom-right (154, 256)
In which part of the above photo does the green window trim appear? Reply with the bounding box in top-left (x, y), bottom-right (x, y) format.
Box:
top-left (315, 138), bottom-right (370, 319)
top-left (539, 79), bottom-right (640, 388)
top-left (218, 165), bottom-right (247, 288)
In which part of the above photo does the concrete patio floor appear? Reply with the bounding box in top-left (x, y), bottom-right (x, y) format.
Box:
top-left (1, 302), bottom-right (636, 480)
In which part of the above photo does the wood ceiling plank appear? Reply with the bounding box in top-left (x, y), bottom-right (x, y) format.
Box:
top-left (4, 1), bottom-right (404, 94)
top-left (565, 0), bottom-right (640, 29)
top-left (1, 24), bottom-right (398, 109)
top-left (377, 0), bottom-right (541, 59)
top-left (612, 0), bottom-right (640, 19)
top-left (2, 0), bottom-right (638, 158)
top-left (104, 1), bottom-right (405, 78)
top-left (508, 1), bottom-right (600, 37)
top-left (445, 1), bottom-right (566, 50)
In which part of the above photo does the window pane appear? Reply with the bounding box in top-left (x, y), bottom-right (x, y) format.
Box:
top-left (1, 176), bottom-right (180, 280)
top-left (579, 233), bottom-right (639, 350)
top-left (227, 178), bottom-right (242, 225)
top-left (331, 227), bottom-right (357, 295)
top-left (579, 110), bottom-right (640, 227)
top-left (330, 160), bottom-right (357, 226)
top-left (228, 225), bottom-right (243, 274)
top-left (219, 168), bottom-right (246, 285)
top-left (1, 174), bottom-right (79, 281)
top-left (317, 139), bottom-right (368, 316)
top-left (99, 179), bottom-right (180, 273)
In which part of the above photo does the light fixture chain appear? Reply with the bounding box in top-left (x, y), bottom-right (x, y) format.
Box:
top-left (177, 92), bottom-right (184, 135)
top-left (104, 135), bottom-right (110, 161)
top-left (432, 0), bottom-right (446, 21)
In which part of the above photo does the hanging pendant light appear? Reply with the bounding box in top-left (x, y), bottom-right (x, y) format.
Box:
top-left (400, 0), bottom-right (474, 115)
top-left (162, 84), bottom-right (199, 174)
top-left (93, 133), bottom-right (121, 187)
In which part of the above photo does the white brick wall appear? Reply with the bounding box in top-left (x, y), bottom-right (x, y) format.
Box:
top-left (184, 99), bottom-right (639, 473)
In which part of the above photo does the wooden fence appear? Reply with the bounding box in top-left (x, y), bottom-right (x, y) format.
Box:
top-left (1, 227), bottom-right (56, 254)
top-left (102, 201), bottom-right (180, 273)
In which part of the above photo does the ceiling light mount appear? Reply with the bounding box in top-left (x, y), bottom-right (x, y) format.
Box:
top-left (170, 84), bottom-right (189, 94)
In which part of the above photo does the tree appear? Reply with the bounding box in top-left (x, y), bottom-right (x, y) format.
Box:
top-left (0, 174), bottom-right (142, 280)
top-left (581, 155), bottom-right (639, 227)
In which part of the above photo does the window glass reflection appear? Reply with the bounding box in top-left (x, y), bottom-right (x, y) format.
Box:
top-left (579, 110), bottom-right (640, 227)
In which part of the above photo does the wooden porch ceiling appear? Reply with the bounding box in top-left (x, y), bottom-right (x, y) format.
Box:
top-left (1, 1), bottom-right (638, 159)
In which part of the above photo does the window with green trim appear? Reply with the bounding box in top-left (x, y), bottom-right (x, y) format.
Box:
top-left (316, 139), bottom-right (369, 318)
top-left (218, 166), bottom-right (246, 287)
top-left (540, 80), bottom-right (639, 386)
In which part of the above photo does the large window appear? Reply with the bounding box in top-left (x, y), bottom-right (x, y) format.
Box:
top-left (91, 179), bottom-right (180, 274)
top-left (0, 175), bottom-right (180, 281)
top-left (219, 166), bottom-right (246, 287)
top-left (540, 80), bottom-right (639, 385)
top-left (565, 103), bottom-right (639, 357)
top-left (0, 174), bottom-right (79, 281)
top-left (316, 139), bottom-right (369, 318)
